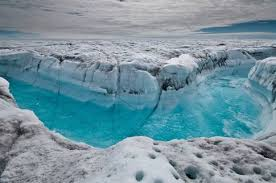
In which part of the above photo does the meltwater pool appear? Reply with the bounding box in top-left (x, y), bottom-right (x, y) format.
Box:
top-left (8, 70), bottom-right (266, 148)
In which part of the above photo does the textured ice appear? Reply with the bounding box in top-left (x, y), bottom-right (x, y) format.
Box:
top-left (249, 57), bottom-right (276, 94)
top-left (0, 40), bottom-right (276, 182)
top-left (249, 57), bottom-right (276, 142)
top-left (0, 40), bottom-right (275, 107)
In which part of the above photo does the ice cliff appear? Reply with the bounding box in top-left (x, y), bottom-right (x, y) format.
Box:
top-left (249, 57), bottom-right (276, 103)
top-left (0, 40), bottom-right (272, 108)
top-left (249, 57), bottom-right (276, 145)
top-left (0, 40), bottom-right (276, 183)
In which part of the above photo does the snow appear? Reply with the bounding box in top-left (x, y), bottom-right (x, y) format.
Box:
top-left (0, 78), bottom-right (10, 94)
top-left (1, 94), bottom-right (276, 183)
top-left (0, 77), bottom-right (15, 105)
top-left (224, 49), bottom-right (256, 66)
top-left (119, 62), bottom-right (160, 108)
top-left (1, 40), bottom-right (275, 108)
top-left (0, 40), bottom-right (276, 182)
top-left (249, 57), bottom-right (276, 93)
top-left (248, 57), bottom-right (276, 139)
top-left (159, 54), bottom-right (198, 90)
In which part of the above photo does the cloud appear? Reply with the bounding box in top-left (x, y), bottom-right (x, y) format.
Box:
top-left (0, 0), bottom-right (276, 38)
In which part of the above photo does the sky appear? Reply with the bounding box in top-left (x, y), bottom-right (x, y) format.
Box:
top-left (0, 0), bottom-right (276, 38)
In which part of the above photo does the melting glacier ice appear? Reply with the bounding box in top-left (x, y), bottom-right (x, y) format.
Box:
top-left (7, 69), bottom-right (266, 147)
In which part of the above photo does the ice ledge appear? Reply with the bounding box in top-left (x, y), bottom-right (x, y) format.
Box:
top-left (249, 57), bottom-right (276, 101)
top-left (0, 47), bottom-right (258, 109)
top-left (0, 77), bottom-right (15, 105)
top-left (249, 57), bottom-right (276, 141)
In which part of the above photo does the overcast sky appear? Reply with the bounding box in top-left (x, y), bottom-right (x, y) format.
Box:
top-left (0, 0), bottom-right (276, 38)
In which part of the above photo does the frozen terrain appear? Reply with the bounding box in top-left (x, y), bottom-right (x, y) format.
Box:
top-left (0, 40), bottom-right (275, 108)
top-left (6, 70), bottom-right (267, 147)
top-left (0, 40), bottom-right (276, 182)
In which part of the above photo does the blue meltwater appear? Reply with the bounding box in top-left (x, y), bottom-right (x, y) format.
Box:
top-left (7, 70), bottom-right (265, 148)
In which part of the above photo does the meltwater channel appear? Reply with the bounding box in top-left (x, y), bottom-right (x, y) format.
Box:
top-left (7, 69), bottom-right (266, 148)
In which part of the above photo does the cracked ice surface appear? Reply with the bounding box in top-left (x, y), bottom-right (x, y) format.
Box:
top-left (249, 57), bottom-right (276, 145)
top-left (0, 40), bottom-right (275, 108)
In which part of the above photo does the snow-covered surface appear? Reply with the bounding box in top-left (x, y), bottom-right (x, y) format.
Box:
top-left (0, 91), bottom-right (276, 183)
top-left (0, 40), bottom-right (275, 108)
top-left (0, 40), bottom-right (276, 182)
top-left (249, 57), bottom-right (276, 142)
top-left (249, 57), bottom-right (276, 94)
top-left (0, 77), bottom-right (15, 105)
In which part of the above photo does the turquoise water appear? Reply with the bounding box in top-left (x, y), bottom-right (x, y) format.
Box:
top-left (8, 71), bottom-right (264, 147)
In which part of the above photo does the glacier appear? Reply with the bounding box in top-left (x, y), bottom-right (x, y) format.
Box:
top-left (0, 40), bottom-right (274, 108)
top-left (0, 40), bottom-right (276, 183)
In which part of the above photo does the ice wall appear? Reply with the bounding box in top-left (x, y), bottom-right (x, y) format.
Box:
top-left (248, 57), bottom-right (276, 141)
top-left (0, 47), bottom-right (259, 109)
top-left (249, 57), bottom-right (276, 102)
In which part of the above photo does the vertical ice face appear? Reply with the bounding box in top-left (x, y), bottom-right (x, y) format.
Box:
top-left (249, 57), bottom-right (276, 95)
top-left (0, 77), bottom-right (15, 105)
top-left (0, 42), bottom-right (275, 110)
top-left (118, 62), bottom-right (160, 109)
top-left (248, 57), bottom-right (276, 139)
top-left (158, 54), bottom-right (198, 90)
